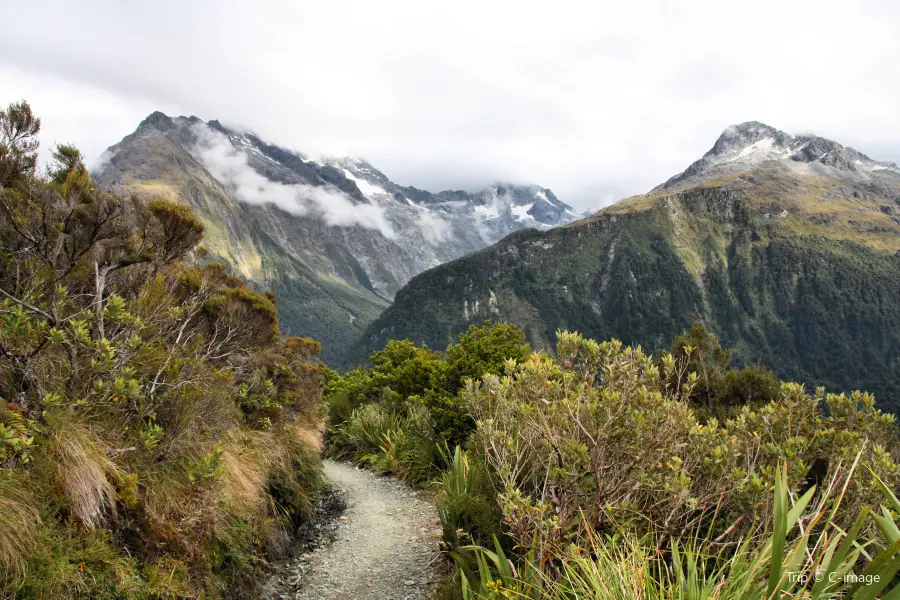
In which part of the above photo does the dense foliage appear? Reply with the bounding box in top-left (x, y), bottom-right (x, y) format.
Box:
top-left (0, 102), bottom-right (327, 598)
top-left (326, 321), bottom-right (529, 477)
top-left (457, 466), bottom-right (900, 600)
top-left (339, 316), bottom-right (900, 599)
top-left (467, 331), bottom-right (898, 554)
top-left (667, 323), bottom-right (781, 419)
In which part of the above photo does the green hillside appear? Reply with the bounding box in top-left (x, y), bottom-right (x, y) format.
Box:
top-left (349, 165), bottom-right (900, 414)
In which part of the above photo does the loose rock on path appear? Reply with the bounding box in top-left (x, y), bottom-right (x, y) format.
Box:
top-left (262, 459), bottom-right (442, 600)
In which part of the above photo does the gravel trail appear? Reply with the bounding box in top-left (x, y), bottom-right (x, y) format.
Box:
top-left (263, 460), bottom-right (442, 600)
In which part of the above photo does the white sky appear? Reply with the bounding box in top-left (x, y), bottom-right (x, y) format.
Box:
top-left (1, 0), bottom-right (898, 211)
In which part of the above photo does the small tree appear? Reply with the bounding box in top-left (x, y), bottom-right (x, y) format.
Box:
top-left (0, 100), bottom-right (40, 187)
top-left (668, 322), bottom-right (779, 417)
top-left (47, 144), bottom-right (86, 185)
top-left (148, 199), bottom-right (205, 262)
top-left (444, 321), bottom-right (530, 394)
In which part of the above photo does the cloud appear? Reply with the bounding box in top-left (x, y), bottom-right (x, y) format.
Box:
top-left (411, 205), bottom-right (453, 245)
top-left (89, 149), bottom-right (115, 174)
top-left (1, 0), bottom-right (899, 211)
top-left (191, 124), bottom-right (397, 238)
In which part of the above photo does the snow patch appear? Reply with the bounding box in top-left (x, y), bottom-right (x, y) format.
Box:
top-left (342, 169), bottom-right (390, 199)
top-left (733, 137), bottom-right (775, 160)
top-left (474, 203), bottom-right (500, 220)
top-left (511, 202), bottom-right (535, 221)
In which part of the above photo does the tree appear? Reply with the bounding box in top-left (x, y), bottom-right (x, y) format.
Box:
top-left (443, 321), bottom-right (530, 394)
top-left (148, 199), bottom-right (205, 262)
top-left (47, 144), bottom-right (86, 185)
top-left (668, 322), bottom-right (779, 418)
top-left (0, 100), bottom-right (40, 187)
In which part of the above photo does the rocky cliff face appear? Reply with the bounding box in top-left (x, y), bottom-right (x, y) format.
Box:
top-left (350, 122), bottom-right (900, 414)
top-left (93, 112), bottom-right (577, 361)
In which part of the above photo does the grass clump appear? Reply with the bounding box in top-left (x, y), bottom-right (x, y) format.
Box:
top-left (0, 473), bottom-right (40, 587)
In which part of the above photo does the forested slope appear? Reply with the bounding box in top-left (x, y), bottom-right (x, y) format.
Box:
top-left (351, 160), bottom-right (900, 414)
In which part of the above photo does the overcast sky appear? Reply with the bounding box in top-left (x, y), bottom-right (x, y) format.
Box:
top-left (1, 0), bottom-right (898, 211)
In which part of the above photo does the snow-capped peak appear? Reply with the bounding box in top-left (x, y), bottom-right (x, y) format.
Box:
top-left (170, 116), bottom-right (580, 250)
top-left (660, 121), bottom-right (900, 189)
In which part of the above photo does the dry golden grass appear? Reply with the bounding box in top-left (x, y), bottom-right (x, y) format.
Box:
top-left (0, 475), bottom-right (40, 585)
top-left (142, 467), bottom-right (194, 538)
top-left (220, 431), bottom-right (272, 510)
top-left (219, 423), bottom-right (322, 510)
top-left (49, 423), bottom-right (118, 529)
top-left (288, 421), bottom-right (324, 454)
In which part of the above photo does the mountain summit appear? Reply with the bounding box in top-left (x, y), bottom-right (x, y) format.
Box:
top-left (661, 121), bottom-right (900, 189)
top-left (93, 112), bottom-right (578, 360)
top-left (349, 121), bottom-right (900, 413)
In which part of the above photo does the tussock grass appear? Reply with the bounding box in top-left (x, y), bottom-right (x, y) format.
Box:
top-left (0, 473), bottom-right (40, 586)
top-left (222, 446), bottom-right (269, 511)
top-left (48, 421), bottom-right (118, 529)
top-left (221, 430), bottom-right (282, 511)
top-left (288, 422), bottom-right (324, 454)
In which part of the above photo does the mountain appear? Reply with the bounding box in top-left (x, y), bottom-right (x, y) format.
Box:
top-left (660, 121), bottom-right (900, 189)
top-left (93, 112), bottom-right (577, 361)
top-left (349, 122), bottom-right (900, 413)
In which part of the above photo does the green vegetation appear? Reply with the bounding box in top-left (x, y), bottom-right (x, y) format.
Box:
top-left (327, 321), bottom-right (529, 479)
top-left (351, 172), bottom-right (900, 415)
top-left (0, 102), bottom-right (327, 598)
top-left (457, 466), bottom-right (900, 600)
top-left (668, 323), bottom-right (780, 419)
top-left (339, 317), bottom-right (900, 599)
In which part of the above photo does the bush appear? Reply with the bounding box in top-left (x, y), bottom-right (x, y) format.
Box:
top-left (466, 330), bottom-right (900, 556)
top-left (456, 465), bottom-right (900, 600)
top-left (667, 323), bottom-right (781, 419)
top-left (326, 321), bottom-right (531, 463)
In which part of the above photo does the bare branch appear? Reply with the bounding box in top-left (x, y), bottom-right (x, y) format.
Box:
top-left (0, 285), bottom-right (55, 323)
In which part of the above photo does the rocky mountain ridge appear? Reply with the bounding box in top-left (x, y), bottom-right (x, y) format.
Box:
top-left (93, 111), bottom-right (578, 360)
